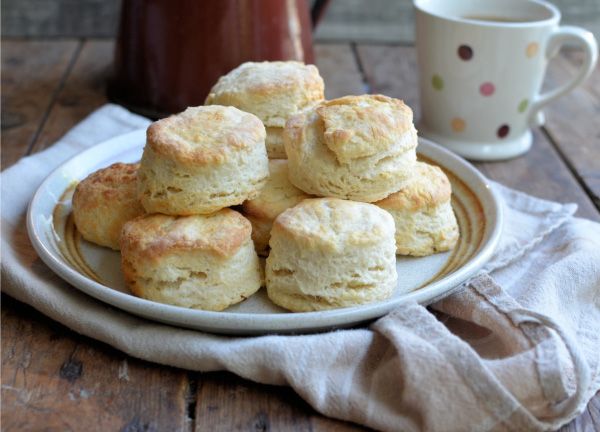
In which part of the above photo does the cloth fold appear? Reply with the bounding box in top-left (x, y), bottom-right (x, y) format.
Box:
top-left (2, 105), bottom-right (599, 432)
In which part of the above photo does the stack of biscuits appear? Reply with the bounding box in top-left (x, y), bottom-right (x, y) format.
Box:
top-left (71, 60), bottom-right (459, 313)
top-left (205, 61), bottom-right (325, 159)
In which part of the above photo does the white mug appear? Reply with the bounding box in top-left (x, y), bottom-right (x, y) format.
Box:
top-left (414, 0), bottom-right (598, 160)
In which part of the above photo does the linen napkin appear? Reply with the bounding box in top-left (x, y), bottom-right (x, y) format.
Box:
top-left (2, 105), bottom-right (599, 432)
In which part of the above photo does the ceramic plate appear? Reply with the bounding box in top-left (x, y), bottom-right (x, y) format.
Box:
top-left (27, 130), bottom-right (502, 334)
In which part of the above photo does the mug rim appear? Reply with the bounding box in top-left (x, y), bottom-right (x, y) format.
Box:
top-left (413, 0), bottom-right (561, 28)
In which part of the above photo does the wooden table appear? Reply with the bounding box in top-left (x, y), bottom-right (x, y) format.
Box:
top-left (2, 39), bottom-right (599, 431)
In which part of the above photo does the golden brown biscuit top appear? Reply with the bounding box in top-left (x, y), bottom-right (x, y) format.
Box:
top-left (146, 106), bottom-right (265, 165)
top-left (273, 198), bottom-right (395, 252)
top-left (375, 162), bottom-right (452, 211)
top-left (205, 61), bottom-right (325, 127)
top-left (120, 209), bottom-right (251, 258)
top-left (316, 95), bottom-right (414, 164)
top-left (242, 160), bottom-right (312, 221)
top-left (73, 162), bottom-right (140, 206)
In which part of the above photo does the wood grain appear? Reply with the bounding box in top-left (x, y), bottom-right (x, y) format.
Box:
top-left (29, 39), bottom-right (114, 154)
top-left (315, 43), bottom-right (367, 99)
top-left (541, 49), bottom-right (600, 210)
top-left (356, 44), bottom-right (600, 221)
top-left (356, 45), bottom-right (421, 115)
top-left (1, 0), bottom-right (120, 38)
top-left (561, 48), bottom-right (600, 101)
top-left (194, 372), bottom-right (367, 431)
top-left (1, 295), bottom-right (190, 432)
top-left (476, 128), bottom-right (599, 221)
top-left (1, 40), bottom-right (79, 169)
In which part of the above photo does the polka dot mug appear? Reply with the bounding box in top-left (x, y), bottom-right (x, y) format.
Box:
top-left (415, 0), bottom-right (598, 160)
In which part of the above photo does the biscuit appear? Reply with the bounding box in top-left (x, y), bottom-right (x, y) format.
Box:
top-left (265, 127), bottom-right (286, 159)
top-left (205, 61), bottom-right (325, 158)
top-left (72, 162), bottom-right (145, 250)
top-left (242, 160), bottom-right (312, 256)
top-left (120, 209), bottom-right (261, 311)
top-left (285, 94), bottom-right (418, 202)
top-left (205, 61), bottom-right (325, 127)
top-left (137, 105), bottom-right (269, 215)
top-left (375, 162), bottom-right (459, 256)
top-left (266, 198), bottom-right (398, 312)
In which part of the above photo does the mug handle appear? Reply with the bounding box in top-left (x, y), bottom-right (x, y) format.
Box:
top-left (529, 26), bottom-right (598, 127)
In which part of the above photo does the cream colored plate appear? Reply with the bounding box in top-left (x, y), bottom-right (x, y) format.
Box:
top-left (27, 130), bottom-right (502, 334)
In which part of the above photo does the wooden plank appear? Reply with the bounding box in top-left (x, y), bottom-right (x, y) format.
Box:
top-left (1, 0), bottom-right (120, 38)
top-left (357, 44), bottom-right (600, 221)
top-left (476, 128), bottom-right (599, 221)
top-left (194, 372), bottom-right (367, 431)
top-left (1, 40), bottom-right (79, 170)
top-left (1, 295), bottom-right (190, 431)
top-left (541, 49), bottom-right (600, 209)
top-left (560, 48), bottom-right (600, 101)
top-left (314, 43), bottom-right (367, 99)
top-left (29, 39), bottom-right (114, 154)
top-left (356, 45), bottom-right (421, 114)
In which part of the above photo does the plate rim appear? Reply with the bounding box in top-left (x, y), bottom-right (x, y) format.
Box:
top-left (26, 130), bottom-right (503, 334)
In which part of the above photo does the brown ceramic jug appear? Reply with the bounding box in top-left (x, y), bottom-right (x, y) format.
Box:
top-left (108, 0), bottom-right (322, 118)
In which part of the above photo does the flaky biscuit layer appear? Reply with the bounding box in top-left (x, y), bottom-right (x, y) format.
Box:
top-left (266, 198), bottom-right (398, 311)
top-left (138, 105), bottom-right (269, 215)
top-left (242, 160), bottom-right (312, 255)
top-left (121, 210), bottom-right (261, 311)
top-left (376, 162), bottom-right (459, 256)
top-left (284, 95), bottom-right (418, 202)
top-left (205, 61), bottom-right (325, 128)
top-left (72, 162), bottom-right (145, 250)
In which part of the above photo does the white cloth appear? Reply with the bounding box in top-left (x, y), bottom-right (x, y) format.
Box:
top-left (2, 105), bottom-right (599, 432)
